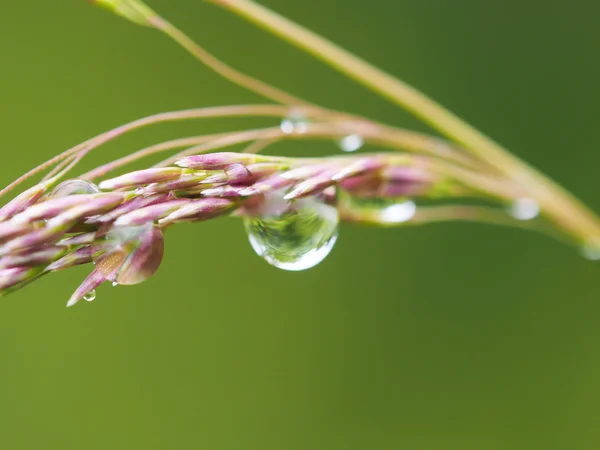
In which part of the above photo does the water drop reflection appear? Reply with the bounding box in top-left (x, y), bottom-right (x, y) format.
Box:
top-left (243, 193), bottom-right (339, 271)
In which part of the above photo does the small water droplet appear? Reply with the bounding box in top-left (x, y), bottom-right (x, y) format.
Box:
top-left (338, 192), bottom-right (417, 224)
top-left (243, 192), bottom-right (339, 271)
top-left (51, 179), bottom-right (100, 198)
top-left (83, 289), bottom-right (96, 302)
top-left (92, 222), bottom-right (164, 285)
top-left (112, 281), bottom-right (119, 287)
top-left (582, 241), bottom-right (600, 261)
top-left (280, 113), bottom-right (308, 135)
top-left (339, 134), bottom-right (364, 152)
top-left (509, 197), bottom-right (540, 221)
top-left (377, 200), bottom-right (417, 223)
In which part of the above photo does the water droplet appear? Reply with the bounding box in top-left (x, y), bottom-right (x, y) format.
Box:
top-left (112, 281), bottom-right (119, 287)
top-left (243, 193), bottom-right (339, 271)
top-left (509, 197), bottom-right (540, 221)
top-left (92, 222), bottom-right (164, 285)
top-left (339, 134), bottom-right (364, 152)
top-left (83, 289), bottom-right (96, 302)
top-left (377, 200), bottom-right (417, 223)
top-left (338, 192), bottom-right (417, 224)
top-left (280, 113), bottom-right (308, 135)
top-left (51, 179), bottom-right (100, 198)
top-left (582, 241), bottom-right (600, 261)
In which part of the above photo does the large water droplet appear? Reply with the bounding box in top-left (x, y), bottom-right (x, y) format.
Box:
top-left (83, 289), bottom-right (96, 302)
top-left (243, 193), bottom-right (339, 271)
top-left (92, 222), bottom-right (164, 285)
top-left (339, 134), bottom-right (364, 152)
top-left (51, 179), bottom-right (100, 198)
top-left (280, 113), bottom-right (308, 135)
top-left (509, 197), bottom-right (540, 221)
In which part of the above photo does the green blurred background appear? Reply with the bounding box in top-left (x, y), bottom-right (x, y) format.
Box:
top-left (1, 1), bottom-right (599, 448)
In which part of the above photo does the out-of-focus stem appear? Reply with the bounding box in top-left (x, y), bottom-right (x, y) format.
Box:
top-left (340, 203), bottom-right (568, 244)
top-left (215, 0), bottom-right (600, 244)
top-left (147, 15), bottom-right (308, 106)
top-left (242, 138), bottom-right (278, 154)
top-left (34, 106), bottom-right (477, 185)
top-left (93, 0), bottom-right (307, 105)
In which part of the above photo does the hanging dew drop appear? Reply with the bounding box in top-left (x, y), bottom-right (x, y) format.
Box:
top-left (243, 193), bottom-right (339, 271)
top-left (339, 134), bottom-right (364, 152)
top-left (92, 222), bottom-right (164, 285)
top-left (339, 191), bottom-right (417, 224)
top-left (83, 289), bottom-right (96, 302)
top-left (51, 179), bottom-right (100, 197)
top-left (582, 240), bottom-right (600, 261)
top-left (509, 197), bottom-right (540, 221)
top-left (377, 200), bottom-right (417, 223)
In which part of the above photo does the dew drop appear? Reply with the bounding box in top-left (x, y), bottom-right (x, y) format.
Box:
top-left (339, 134), bottom-right (364, 152)
top-left (509, 197), bottom-right (540, 221)
top-left (83, 289), bottom-right (96, 302)
top-left (243, 193), bottom-right (339, 271)
top-left (582, 241), bottom-right (600, 261)
top-left (92, 222), bottom-right (164, 285)
top-left (280, 113), bottom-right (308, 135)
top-left (377, 200), bottom-right (417, 223)
top-left (340, 192), bottom-right (417, 224)
top-left (51, 179), bottom-right (100, 198)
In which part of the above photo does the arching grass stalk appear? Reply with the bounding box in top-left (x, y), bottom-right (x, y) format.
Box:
top-left (0, 0), bottom-right (596, 305)
top-left (0, 149), bottom-right (553, 305)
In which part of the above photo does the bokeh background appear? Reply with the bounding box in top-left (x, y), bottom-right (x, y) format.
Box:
top-left (1, 1), bottom-right (599, 449)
